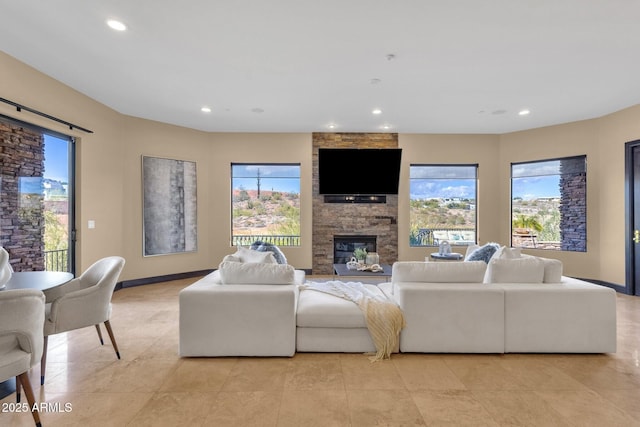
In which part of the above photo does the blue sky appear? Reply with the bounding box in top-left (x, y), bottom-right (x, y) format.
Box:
top-left (410, 179), bottom-right (476, 199)
top-left (410, 176), bottom-right (560, 200)
top-left (44, 134), bottom-right (68, 182)
top-left (512, 176), bottom-right (560, 199)
top-left (232, 164), bottom-right (300, 193)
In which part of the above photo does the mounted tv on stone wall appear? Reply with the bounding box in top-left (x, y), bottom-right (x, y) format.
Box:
top-left (318, 148), bottom-right (402, 197)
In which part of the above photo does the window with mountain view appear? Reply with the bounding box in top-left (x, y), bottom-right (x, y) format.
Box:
top-left (409, 165), bottom-right (478, 247)
top-left (231, 163), bottom-right (301, 247)
top-left (511, 156), bottom-right (586, 251)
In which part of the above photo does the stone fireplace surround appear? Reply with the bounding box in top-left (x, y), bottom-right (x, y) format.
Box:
top-left (312, 133), bottom-right (399, 275)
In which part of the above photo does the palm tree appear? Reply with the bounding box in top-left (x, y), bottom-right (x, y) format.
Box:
top-left (512, 214), bottom-right (543, 233)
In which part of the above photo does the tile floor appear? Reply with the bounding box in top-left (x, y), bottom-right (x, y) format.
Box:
top-left (2, 277), bottom-right (640, 426)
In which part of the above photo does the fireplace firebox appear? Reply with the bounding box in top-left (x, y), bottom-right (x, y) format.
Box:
top-left (333, 235), bottom-right (377, 265)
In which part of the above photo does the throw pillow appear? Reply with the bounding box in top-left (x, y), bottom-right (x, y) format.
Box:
top-left (499, 247), bottom-right (522, 259)
top-left (250, 241), bottom-right (288, 264)
top-left (465, 243), bottom-right (501, 263)
top-left (222, 254), bottom-right (241, 263)
top-left (218, 261), bottom-right (295, 284)
top-left (234, 247), bottom-right (277, 264)
top-left (484, 256), bottom-right (544, 283)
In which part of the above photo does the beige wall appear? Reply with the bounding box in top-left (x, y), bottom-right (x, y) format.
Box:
top-left (3, 50), bottom-right (640, 287)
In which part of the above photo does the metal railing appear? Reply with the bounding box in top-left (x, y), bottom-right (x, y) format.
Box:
top-left (44, 249), bottom-right (69, 272)
top-left (411, 228), bottom-right (476, 247)
top-left (232, 235), bottom-right (301, 247)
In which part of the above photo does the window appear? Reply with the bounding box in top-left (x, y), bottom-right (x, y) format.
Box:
top-left (511, 156), bottom-right (586, 251)
top-left (409, 165), bottom-right (478, 246)
top-left (231, 163), bottom-right (301, 246)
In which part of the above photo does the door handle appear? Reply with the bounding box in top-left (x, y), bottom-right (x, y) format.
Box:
top-left (634, 230), bottom-right (640, 244)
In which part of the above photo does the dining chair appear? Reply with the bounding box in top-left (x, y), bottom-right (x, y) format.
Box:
top-left (0, 289), bottom-right (45, 427)
top-left (40, 256), bottom-right (125, 385)
top-left (0, 246), bottom-right (13, 288)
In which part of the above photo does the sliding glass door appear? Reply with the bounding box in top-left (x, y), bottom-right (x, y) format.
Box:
top-left (42, 133), bottom-right (74, 272)
top-left (0, 117), bottom-right (75, 273)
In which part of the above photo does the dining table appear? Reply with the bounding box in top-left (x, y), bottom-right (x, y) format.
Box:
top-left (1, 270), bottom-right (74, 291)
top-left (0, 270), bottom-right (74, 399)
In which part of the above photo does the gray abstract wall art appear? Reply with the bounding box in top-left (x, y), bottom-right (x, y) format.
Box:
top-left (143, 156), bottom-right (197, 256)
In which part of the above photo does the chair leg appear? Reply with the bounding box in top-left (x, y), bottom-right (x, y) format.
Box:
top-left (40, 336), bottom-right (48, 386)
top-left (95, 324), bottom-right (104, 345)
top-left (103, 320), bottom-right (121, 359)
top-left (15, 375), bottom-right (21, 403)
top-left (18, 372), bottom-right (41, 427)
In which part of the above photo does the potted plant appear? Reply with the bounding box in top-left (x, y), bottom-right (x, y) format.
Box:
top-left (353, 247), bottom-right (367, 263)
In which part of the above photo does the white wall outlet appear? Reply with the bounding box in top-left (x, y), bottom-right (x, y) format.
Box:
top-left (88, 220), bottom-right (96, 229)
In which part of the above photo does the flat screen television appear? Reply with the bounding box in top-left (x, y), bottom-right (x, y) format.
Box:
top-left (318, 148), bottom-right (402, 195)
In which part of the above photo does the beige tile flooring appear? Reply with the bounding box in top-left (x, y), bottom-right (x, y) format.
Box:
top-left (2, 277), bottom-right (640, 426)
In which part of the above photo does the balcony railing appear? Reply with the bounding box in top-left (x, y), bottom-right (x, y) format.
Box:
top-left (44, 249), bottom-right (69, 272)
top-left (231, 235), bottom-right (301, 247)
top-left (411, 228), bottom-right (476, 247)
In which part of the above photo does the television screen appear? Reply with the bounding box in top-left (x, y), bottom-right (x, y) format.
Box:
top-left (318, 148), bottom-right (402, 195)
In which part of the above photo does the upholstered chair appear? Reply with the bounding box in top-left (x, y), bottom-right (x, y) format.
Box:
top-left (41, 256), bottom-right (125, 385)
top-left (0, 289), bottom-right (45, 427)
top-left (0, 246), bottom-right (13, 289)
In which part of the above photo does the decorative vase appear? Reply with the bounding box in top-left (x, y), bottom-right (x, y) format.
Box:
top-left (366, 252), bottom-right (379, 265)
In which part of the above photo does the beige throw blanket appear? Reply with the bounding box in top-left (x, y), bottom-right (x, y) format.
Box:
top-left (300, 281), bottom-right (405, 361)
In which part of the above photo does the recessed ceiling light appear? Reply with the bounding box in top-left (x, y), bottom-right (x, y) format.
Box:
top-left (372, 109), bottom-right (382, 115)
top-left (381, 125), bottom-right (391, 130)
top-left (327, 123), bottom-right (336, 129)
top-left (519, 109), bottom-right (531, 116)
top-left (106, 19), bottom-right (127, 31)
top-left (251, 107), bottom-right (265, 113)
top-left (201, 106), bottom-right (211, 113)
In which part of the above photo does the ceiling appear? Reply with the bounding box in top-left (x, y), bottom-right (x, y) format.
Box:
top-left (1, 0), bottom-right (640, 134)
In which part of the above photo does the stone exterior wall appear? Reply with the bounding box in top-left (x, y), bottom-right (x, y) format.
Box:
top-left (0, 121), bottom-right (45, 271)
top-left (559, 157), bottom-right (587, 252)
top-left (312, 133), bottom-right (398, 274)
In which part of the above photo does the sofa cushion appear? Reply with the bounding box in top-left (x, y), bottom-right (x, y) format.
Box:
top-left (234, 247), bottom-right (277, 264)
top-left (392, 261), bottom-right (487, 283)
top-left (484, 256), bottom-right (544, 283)
top-left (218, 261), bottom-right (294, 284)
top-left (521, 254), bottom-right (563, 283)
top-left (296, 284), bottom-right (386, 328)
top-left (465, 243), bottom-right (501, 263)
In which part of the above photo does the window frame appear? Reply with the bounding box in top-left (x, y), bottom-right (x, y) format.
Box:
top-left (510, 155), bottom-right (587, 252)
top-left (409, 163), bottom-right (479, 247)
top-left (230, 162), bottom-right (301, 247)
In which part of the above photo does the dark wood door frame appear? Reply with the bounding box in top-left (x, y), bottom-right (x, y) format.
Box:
top-left (624, 140), bottom-right (640, 295)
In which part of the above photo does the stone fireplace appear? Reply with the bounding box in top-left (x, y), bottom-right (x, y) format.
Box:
top-left (312, 133), bottom-right (399, 274)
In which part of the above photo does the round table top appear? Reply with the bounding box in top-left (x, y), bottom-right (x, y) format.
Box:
top-left (2, 271), bottom-right (74, 291)
top-left (430, 252), bottom-right (464, 261)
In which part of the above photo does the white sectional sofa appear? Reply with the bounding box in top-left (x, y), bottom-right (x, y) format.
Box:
top-left (390, 259), bottom-right (617, 354)
top-left (179, 264), bottom-right (305, 357)
top-left (179, 251), bottom-right (617, 357)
